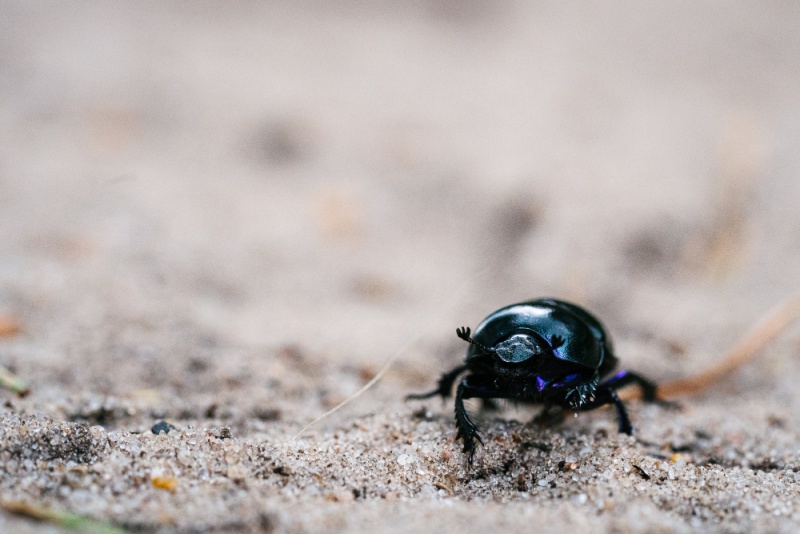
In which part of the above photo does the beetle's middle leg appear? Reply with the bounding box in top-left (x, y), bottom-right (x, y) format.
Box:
top-left (406, 364), bottom-right (468, 400)
top-left (601, 370), bottom-right (679, 409)
top-left (600, 370), bottom-right (658, 401)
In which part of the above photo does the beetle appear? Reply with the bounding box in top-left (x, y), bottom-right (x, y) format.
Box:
top-left (407, 298), bottom-right (660, 463)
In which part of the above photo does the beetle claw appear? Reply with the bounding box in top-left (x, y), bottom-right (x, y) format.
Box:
top-left (457, 425), bottom-right (482, 465)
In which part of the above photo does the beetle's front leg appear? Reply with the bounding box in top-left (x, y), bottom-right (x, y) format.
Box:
top-left (454, 374), bottom-right (503, 463)
top-left (562, 385), bottom-right (633, 434)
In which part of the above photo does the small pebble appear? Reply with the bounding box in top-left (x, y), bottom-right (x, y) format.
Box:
top-left (151, 421), bottom-right (176, 435)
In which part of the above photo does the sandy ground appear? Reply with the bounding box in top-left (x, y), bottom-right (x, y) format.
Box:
top-left (2, 1), bottom-right (800, 532)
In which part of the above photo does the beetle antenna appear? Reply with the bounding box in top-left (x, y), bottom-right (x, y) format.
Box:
top-left (456, 326), bottom-right (495, 354)
top-left (549, 334), bottom-right (565, 351)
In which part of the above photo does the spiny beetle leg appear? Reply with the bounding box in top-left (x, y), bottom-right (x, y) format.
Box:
top-left (406, 364), bottom-right (468, 400)
top-left (454, 375), bottom-right (502, 464)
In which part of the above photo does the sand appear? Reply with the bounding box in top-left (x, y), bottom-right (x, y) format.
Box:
top-left (2, 2), bottom-right (800, 532)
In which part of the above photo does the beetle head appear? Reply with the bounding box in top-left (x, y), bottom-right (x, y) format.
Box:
top-left (493, 331), bottom-right (563, 365)
top-left (493, 334), bottom-right (540, 363)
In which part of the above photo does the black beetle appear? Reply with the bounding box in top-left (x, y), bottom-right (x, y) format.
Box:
top-left (408, 298), bottom-right (660, 462)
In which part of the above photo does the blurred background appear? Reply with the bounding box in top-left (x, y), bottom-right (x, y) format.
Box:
top-left (1, 1), bottom-right (800, 431)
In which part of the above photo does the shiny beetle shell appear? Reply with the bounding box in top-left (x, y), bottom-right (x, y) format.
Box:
top-left (466, 298), bottom-right (609, 369)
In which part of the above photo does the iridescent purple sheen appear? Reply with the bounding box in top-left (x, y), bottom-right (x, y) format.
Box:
top-left (535, 376), bottom-right (548, 392)
top-left (551, 373), bottom-right (582, 389)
